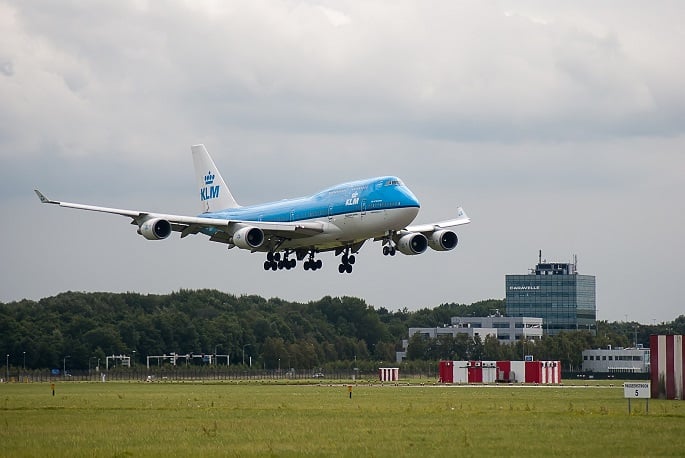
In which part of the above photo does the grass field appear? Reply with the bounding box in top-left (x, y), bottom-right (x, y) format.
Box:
top-left (1, 380), bottom-right (683, 457)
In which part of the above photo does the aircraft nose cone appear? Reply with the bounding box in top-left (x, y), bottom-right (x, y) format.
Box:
top-left (401, 187), bottom-right (421, 208)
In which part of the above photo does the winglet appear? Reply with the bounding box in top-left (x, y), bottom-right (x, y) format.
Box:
top-left (34, 190), bottom-right (58, 204)
top-left (455, 206), bottom-right (470, 223)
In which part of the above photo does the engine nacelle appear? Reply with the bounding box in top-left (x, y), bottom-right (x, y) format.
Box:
top-left (232, 226), bottom-right (265, 250)
top-left (428, 230), bottom-right (458, 251)
top-left (139, 218), bottom-right (172, 240)
top-left (396, 232), bottom-right (428, 255)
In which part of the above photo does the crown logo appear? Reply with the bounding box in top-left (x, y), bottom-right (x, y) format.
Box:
top-left (204, 171), bottom-right (215, 185)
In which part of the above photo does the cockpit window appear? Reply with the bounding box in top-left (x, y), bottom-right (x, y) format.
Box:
top-left (385, 179), bottom-right (402, 186)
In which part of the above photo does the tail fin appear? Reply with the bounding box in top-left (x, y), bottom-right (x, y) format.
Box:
top-left (191, 144), bottom-right (240, 213)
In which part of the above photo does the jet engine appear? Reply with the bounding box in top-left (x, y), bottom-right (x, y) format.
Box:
top-left (428, 230), bottom-right (458, 251)
top-left (139, 218), bottom-right (172, 240)
top-left (232, 226), bottom-right (265, 250)
top-left (396, 232), bottom-right (428, 255)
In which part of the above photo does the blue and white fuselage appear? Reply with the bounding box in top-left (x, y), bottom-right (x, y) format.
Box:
top-left (35, 144), bottom-right (470, 274)
top-left (199, 176), bottom-right (420, 252)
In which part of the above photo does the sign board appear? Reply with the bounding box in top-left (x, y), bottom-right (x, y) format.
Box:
top-left (624, 382), bottom-right (650, 399)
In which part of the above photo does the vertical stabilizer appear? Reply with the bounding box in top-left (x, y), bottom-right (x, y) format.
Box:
top-left (191, 144), bottom-right (240, 213)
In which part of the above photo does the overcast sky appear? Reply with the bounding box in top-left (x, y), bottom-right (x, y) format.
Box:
top-left (1, 1), bottom-right (683, 324)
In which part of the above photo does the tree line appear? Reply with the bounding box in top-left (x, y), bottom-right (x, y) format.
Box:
top-left (1, 290), bottom-right (682, 372)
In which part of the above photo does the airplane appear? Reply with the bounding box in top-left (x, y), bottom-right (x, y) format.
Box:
top-left (35, 144), bottom-right (470, 274)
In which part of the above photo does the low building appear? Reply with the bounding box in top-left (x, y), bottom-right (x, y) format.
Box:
top-left (408, 325), bottom-right (497, 341)
top-left (581, 346), bottom-right (650, 374)
top-left (395, 316), bottom-right (544, 362)
top-left (450, 316), bottom-right (543, 343)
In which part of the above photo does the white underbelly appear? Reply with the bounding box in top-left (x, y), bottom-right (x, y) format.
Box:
top-left (280, 207), bottom-right (419, 251)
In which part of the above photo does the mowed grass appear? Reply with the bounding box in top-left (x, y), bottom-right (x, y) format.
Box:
top-left (1, 381), bottom-right (683, 457)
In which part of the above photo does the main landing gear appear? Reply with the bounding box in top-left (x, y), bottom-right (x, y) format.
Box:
top-left (303, 251), bottom-right (322, 271)
top-left (264, 251), bottom-right (296, 271)
top-left (338, 248), bottom-right (355, 274)
top-left (382, 237), bottom-right (397, 256)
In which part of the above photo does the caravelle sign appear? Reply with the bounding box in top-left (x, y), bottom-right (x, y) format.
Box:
top-left (508, 286), bottom-right (541, 291)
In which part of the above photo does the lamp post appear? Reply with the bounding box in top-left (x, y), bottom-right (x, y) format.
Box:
top-left (214, 345), bottom-right (221, 365)
top-left (63, 356), bottom-right (70, 377)
top-left (242, 344), bottom-right (250, 366)
top-left (5, 354), bottom-right (8, 382)
top-left (23, 351), bottom-right (26, 371)
top-left (132, 350), bottom-right (136, 368)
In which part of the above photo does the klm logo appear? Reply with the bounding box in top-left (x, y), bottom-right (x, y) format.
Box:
top-left (345, 192), bottom-right (359, 206)
top-left (201, 171), bottom-right (220, 201)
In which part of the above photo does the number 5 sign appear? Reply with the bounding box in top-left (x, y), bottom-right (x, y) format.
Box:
top-left (624, 382), bottom-right (651, 414)
top-left (624, 382), bottom-right (650, 398)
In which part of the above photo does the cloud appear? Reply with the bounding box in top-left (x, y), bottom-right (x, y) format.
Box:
top-left (3, 0), bottom-right (683, 163)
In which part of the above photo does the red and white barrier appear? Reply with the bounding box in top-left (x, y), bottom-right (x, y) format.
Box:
top-left (650, 335), bottom-right (684, 400)
top-left (379, 367), bottom-right (399, 382)
top-left (439, 360), bottom-right (561, 384)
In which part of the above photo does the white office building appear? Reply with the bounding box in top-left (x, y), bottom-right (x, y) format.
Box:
top-left (582, 346), bottom-right (650, 374)
top-left (450, 316), bottom-right (544, 343)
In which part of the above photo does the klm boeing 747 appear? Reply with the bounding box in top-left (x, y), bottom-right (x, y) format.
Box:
top-left (35, 144), bottom-right (470, 274)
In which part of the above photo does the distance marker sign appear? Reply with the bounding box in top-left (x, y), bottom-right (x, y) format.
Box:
top-left (624, 382), bottom-right (650, 399)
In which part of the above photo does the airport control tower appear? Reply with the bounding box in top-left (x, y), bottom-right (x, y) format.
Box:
top-left (505, 251), bottom-right (596, 336)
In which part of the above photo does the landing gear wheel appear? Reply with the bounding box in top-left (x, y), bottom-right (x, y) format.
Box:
top-left (338, 248), bottom-right (355, 274)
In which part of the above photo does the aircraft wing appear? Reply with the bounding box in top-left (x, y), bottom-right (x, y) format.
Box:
top-left (34, 190), bottom-right (324, 240)
top-left (405, 206), bottom-right (471, 234)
